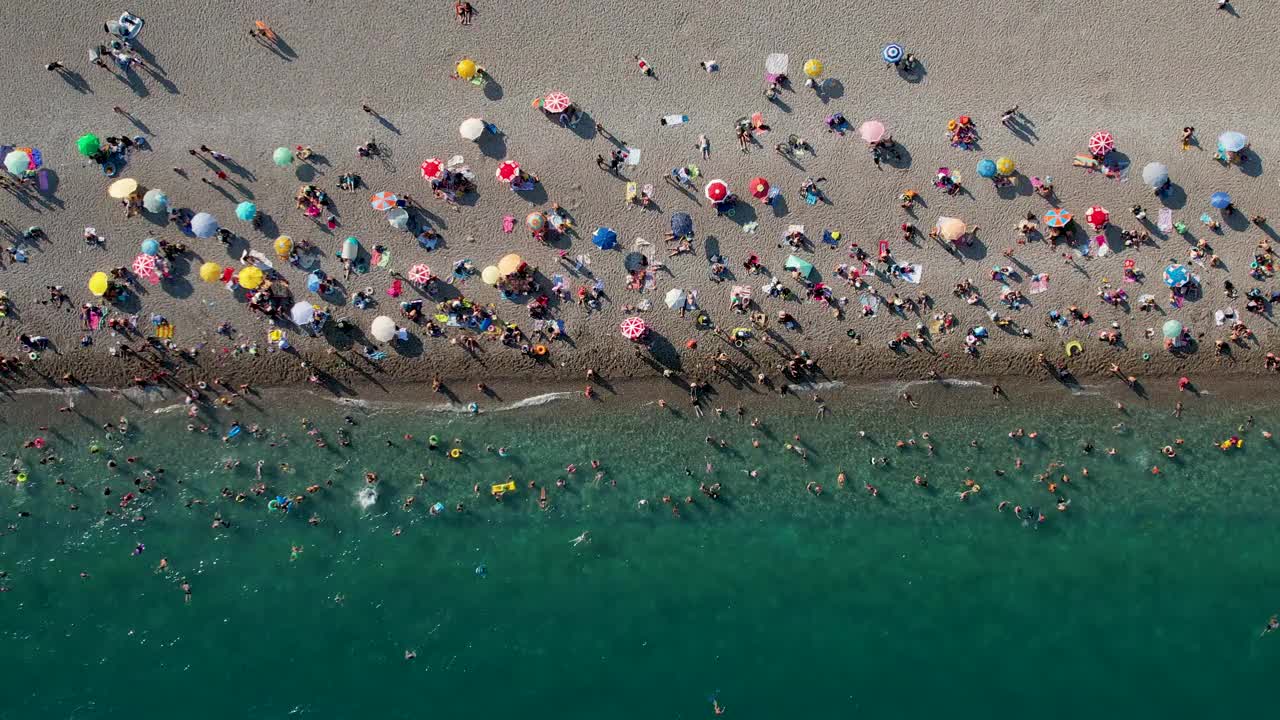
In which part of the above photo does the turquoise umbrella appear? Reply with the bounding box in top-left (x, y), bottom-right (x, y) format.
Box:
top-left (272, 147), bottom-right (293, 166)
top-left (3, 150), bottom-right (29, 175)
top-left (1162, 319), bottom-right (1183, 339)
top-left (976, 159), bottom-right (997, 178)
top-left (784, 255), bottom-right (814, 277)
top-left (140, 238), bottom-right (160, 256)
top-left (235, 201), bottom-right (258, 222)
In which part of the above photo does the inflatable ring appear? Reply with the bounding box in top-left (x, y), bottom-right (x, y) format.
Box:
top-left (268, 499), bottom-right (280, 511)
top-left (16, 472), bottom-right (27, 483)
top-left (102, 162), bottom-right (118, 177)
top-left (1142, 353), bottom-right (1151, 361)
top-left (429, 435), bottom-right (440, 446)
top-left (734, 340), bottom-right (744, 348)
top-left (533, 344), bottom-right (547, 356)
top-left (449, 448), bottom-right (462, 459)
top-left (1064, 341), bottom-right (1083, 357)
top-left (467, 402), bottom-right (479, 414)
top-left (28, 352), bottom-right (39, 361)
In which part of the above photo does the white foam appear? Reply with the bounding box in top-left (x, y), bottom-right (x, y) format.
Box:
top-left (354, 486), bottom-right (377, 510)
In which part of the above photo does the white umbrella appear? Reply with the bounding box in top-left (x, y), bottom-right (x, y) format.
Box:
top-left (142, 188), bottom-right (168, 213)
top-left (1141, 162), bottom-right (1169, 188)
top-left (290, 301), bottom-right (315, 326)
top-left (387, 207), bottom-right (410, 230)
top-left (370, 315), bottom-right (397, 342)
top-left (664, 288), bottom-right (687, 309)
top-left (459, 118), bottom-right (486, 141)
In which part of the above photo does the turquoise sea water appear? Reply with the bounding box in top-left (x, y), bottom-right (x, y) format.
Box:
top-left (1, 382), bottom-right (1278, 718)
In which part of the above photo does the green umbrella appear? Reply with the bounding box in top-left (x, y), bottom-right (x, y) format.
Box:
top-left (77, 133), bottom-right (101, 158)
top-left (1162, 319), bottom-right (1183, 339)
top-left (4, 150), bottom-right (30, 175)
top-left (784, 254), bottom-right (814, 278)
top-left (272, 147), bottom-right (293, 167)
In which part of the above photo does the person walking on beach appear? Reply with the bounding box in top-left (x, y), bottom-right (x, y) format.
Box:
top-left (1182, 127), bottom-right (1195, 150)
top-left (1000, 105), bottom-right (1019, 127)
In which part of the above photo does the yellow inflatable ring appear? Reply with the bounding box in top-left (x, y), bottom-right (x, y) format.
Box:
top-left (533, 344), bottom-right (547, 356)
top-left (449, 448), bottom-right (462, 459)
top-left (16, 472), bottom-right (27, 483)
top-left (1064, 341), bottom-right (1083, 357)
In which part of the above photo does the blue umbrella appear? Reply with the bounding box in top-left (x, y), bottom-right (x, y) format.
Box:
top-left (306, 272), bottom-right (323, 292)
top-left (976, 159), bottom-right (997, 178)
top-left (140, 238), bottom-right (159, 256)
top-left (1163, 264), bottom-right (1189, 288)
top-left (235, 201), bottom-right (257, 222)
top-left (671, 212), bottom-right (693, 238)
top-left (1210, 192), bottom-right (1231, 209)
top-left (190, 212), bottom-right (218, 238)
top-left (592, 227), bottom-right (618, 250)
top-left (1217, 131), bottom-right (1247, 153)
top-left (882, 43), bottom-right (904, 64)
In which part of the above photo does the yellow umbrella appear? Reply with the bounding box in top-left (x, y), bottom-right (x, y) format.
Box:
top-left (936, 217), bottom-right (967, 241)
top-left (481, 265), bottom-right (501, 285)
top-left (273, 235), bottom-right (293, 258)
top-left (88, 272), bottom-right (109, 296)
top-left (238, 266), bottom-right (264, 289)
top-left (803, 59), bottom-right (824, 78)
top-left (198, 261), bottom-right (222, 283)
top-left (456, 58), bottom-right (477, 80)
top-left (497, 253), bottom-right (523, 276)
top-left (107, 177), bottom-right (139, 199)
top-left (995, 157), bottom-right (1016, 176)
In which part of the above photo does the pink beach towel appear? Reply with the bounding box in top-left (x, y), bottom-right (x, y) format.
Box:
top-left (502, 215), bottom-right (515, 233)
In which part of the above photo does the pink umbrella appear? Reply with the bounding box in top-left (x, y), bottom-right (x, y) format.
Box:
top-left (1086, 206), bottom-right (1110, 226)
top-left (131, 253), bottom-right (157, 277)
top-left (858, 120), bottom-right (886, 144)
top-left (369, 191), bottom-right (397, 211)
top-left (619, 316), bottom-right (647, 340)
top-left (704, 179), bottom-right (729, 202)
top-left (407, 264), bottom-right (432, 283)
top-left (420, 158), bottom-right (444, 181)
top-left (1088, 131), bottom-right (1114, 156)
top-left (543, 92), bottom-right (571, 113)
top-left (496, 160), bottom-right (521, 183)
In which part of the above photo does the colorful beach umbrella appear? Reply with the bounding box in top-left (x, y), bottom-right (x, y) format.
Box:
top-left (420, 158), bottom-right (445, 181)
top-left (238, 265), bottom-right (264, 290)
top-left (459, 117), bottom-right (485, 141)
top-left (936, 216), bottom-right (967, 241)
top-left (1141, 162), bottom-right (1169, 188)
top-left (1218, 131), bottom-right (1247, 153)
top-left (235, 201), bottom-right (258, 222)
top-left (495, 160), bottom-right (521, 183)
top-left (995, 157), bottom-right (1015, 176)
top-left (619, 316), bottom-right (647, 340)
top-left (543, 92), bottom-right (571, 113)
top-left (704, 179), bottom-right (729, 202)
top-left (1043, 208), bottom-right (1072, 228)
top-left (749, 177), bottom-right (770, 200)
top-left (803, 58), bottom-right (824, 78)
top-left (456, 58), bottom-right (477, 80)
top-left (369, 191), bottom-right (397, 211)
top-left (525, 212), bottom-right (545, 232)
top-left (1210, 191), bottom-right (1232, 209)
top-left (107, 177), bottom-right (138, 199)
top-left (3, 150), bottom-right (29, 175)
top-left (191, 212), bottom-right (218, 238)
top-left (882, 43), bottom-right (904, 64)
top-left (1163, 264), bottom-right (1189, 288)
top-left (592, 227), bottom-right (618, 250)
top-left (140, 238), bottom-right (160, 256)
top-left (784, 255), bottom-right (814, 277)
top-left (1086, 206), bottom-right (1110, 226)
top-left (407, 264), bottom-right (432, 283)
top-left (976, 159), bottom-right (997, 178)
top-left (131, 253), bottom-right (158, 277)
top-left (88, 272), bottom-right (109, 296)
top-left (142, 188), bottom-right (168, 213)
top-left (272, 147), bottom-right (293, 167)
top-left (199, 261), bottom-right (222, 282)
top-left (1088, 130), bottom-right (1114, 156)
top-left (77, 133), bottom-right (101, 158)
top-left (370, 315), bottom-right (397, 342)
top-left (858, 120), bottom-right (885, 144)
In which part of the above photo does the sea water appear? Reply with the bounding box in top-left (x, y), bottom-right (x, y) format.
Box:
top-left (0, 382), bottom-right (1277, 718)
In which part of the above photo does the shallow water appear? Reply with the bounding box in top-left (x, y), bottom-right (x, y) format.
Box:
top-left (0, 384), bottom-right (1278, 718)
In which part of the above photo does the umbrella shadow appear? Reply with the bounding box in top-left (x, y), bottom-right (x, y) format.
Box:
top-left (219, 156), bottom-right (257, 181)
top-left (256, 213), bottom-right (280, 237)
top-left (704, 234), bottom-right (721, 261)
top-left (1239, 149), bottom-right (1264, 177)
top-left (721, 201), bottom-right (757, 228)
top-left (477, 133), bottom-right (507, 159)
top-left (392, 332), bottom-right (424, 358)
top-left (880, 143), bottom-right (912, 170)
top-left (295, 164), bottom-right (318, 182)
top-left (1224, 210), bottom-right (1251, 232)
top-left (900, 60), bottom-right (927, 84)
top-left (482, 76), bottom-right (504, 101)
top-left (770, 195), bottom-right (789, 217)
top-left (816, 79), bottom-right (843, 104)
top-left (1158, 181), bottom-right (1187, 210)
top-left (995, 175), bottom-right (1033, 200)
top-left (513, 183), bottom-right (548, 205)
top-left (568, 111), bottom-right (598, 140)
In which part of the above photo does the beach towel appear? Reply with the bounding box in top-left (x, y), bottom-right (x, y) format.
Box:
top-left (88, 308), bottom-right (101, 330)
top-left (804, 190), bottom-right (819, 205)
top-left (623, 147), bottom-right (641, 166)
top-left (821, 230), bottom-right (838, 246)
top-left (765, 53), bottom-right (789, 75)
top-left (1215, 308), bottom-right (1237, 326)
top-left (155, 322), bottom-right (174, 339)
top-left (741, 221), bottom-right (758, 234)
top-left (859, 294), bottom-right (880, 313)
top-left (1093, 234), bottom-right (1110, 258)
top-left (901, 264), bottom-right (923, 284)
top-left (1029, 274), bottom-right (1050, 294)
top-left (377, 250), bottom-right (392, 268)
top-left (1072, 155), bottom-right (1100, 169)
top-left (626, 182), bottom-right (637, 203)
top-left (1158, 208), bottom-right (1174, 233)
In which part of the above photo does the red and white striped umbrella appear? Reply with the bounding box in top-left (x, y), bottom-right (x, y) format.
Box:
top-left (1086, 206), bottom-right (1110, 226)
top-left (704, 179), bottom-right (729, 202)
top-left (619, 316), bottom-right (647, 340)
top-left (131, 253), bottom-right (158, 277)
top-left (496, 160), bottom-right (521, 183)
top-left (543, 92), bottom-right (571, 113)
top-left (407, 264), bottom-right (432, 283)
top-left (420, 158), bottom-right (444, 181)
top-left (369, 191), bottom-right (397, 211)
top-left (1088, 131), bottom-right (1114, 156)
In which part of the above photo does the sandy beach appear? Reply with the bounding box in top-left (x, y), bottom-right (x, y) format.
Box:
top-left (0, 0), bottom-right (1278, 395)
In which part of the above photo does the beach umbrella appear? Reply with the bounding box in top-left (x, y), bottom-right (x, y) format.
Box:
top-left (369, 191), bottom-right (397, 211)
top-left (107, 177), bottom-right (138, 199)
top-left (619, 316), bottom-right (647, 340)
top-left (77, 133), bottom-right (101, 158)
top-left (306, 272), bottom-right (323, 292)
top-left (996, 157), bottom-right (1016, 176)
top-left (131, 253), bottom-right (158, 277)
top-left (704, 178), bottom-right (729, 202)
top-left (290, 301), bottom-right (315, 326)
top-left (456, 58), bottom-right (477, 80)
top-left (272, 147), bottom-right (293, 167)
top-left (1218, 131), bottom-right (1248, 153)
top-left (592, 227), bottom-right (618, 250)
top-left (858, 120), bottom-right (886, 144)
top-left (370, 315), bottom-right (397, 342)
top-left (976, 159), bottom-right (997, 178)
top-left (273, 236), bottom-right (293, 258)
top-left (1088, 130), bottom-right (1115, 156)
top-left (238, 266), bottom-right (264, 289)
top-left (386, 207), bottom-right (410, 229)
top-left (803, 58), bottom-right (824, 78)
top-left (882, 43), bottom-right (904, 64)
top-left (749, 177), bottom-right (770, 200)
top-left (1043, 208), bottom-right (1072, 228)
top-left (142, 188), bottom-right (168, 213)
top-left (1163, 264), bottom-right (1189, 288)
top-left (1210, 191), bottom-right (1232, 209)
top-left (1086, 206), bottom-right (1110, 226)
top-left (671, 212), bottom-right (693, 238)
top-left (1162, 319), bottom-right (1183, 339)
top-left (407, 264), bottom-right (432, 283)
top-left (420, 158), bottom-right (445, 181)
top-left (498, 253), bottom-right (523, 276)
top-left (235, 201), bottom-right (257, 222)
top-left (88, 272), bottom-right (109, 296)
top-left (481, 265), bottom-right (501, 285)
top-left (936, 216), bottom-right (967, 241)
top-left (543, 92), bottom-right (571, 113)
top-left (3, 150), bottom-right (29, 175)
top-left (198, 261), bottom-right (221, 282)
top-left (1141, 162), bottom-right (1169, 188)
top-left (140, 238), bottom-right (160, 256)
top-left (664, 287), bottom-right (687, 309)
top-left (495, 160), bottom-right (521, 183)
top-left (191, 212), bottom-right (218, 238)
top-left (460, 117), bottom-right (486, 141)
top-left (525, 212), bottom-right (545, 232)
top-left (784, 255), bottom-right (814, 277)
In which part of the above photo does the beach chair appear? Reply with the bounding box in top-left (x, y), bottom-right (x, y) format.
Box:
top-left (625, 182), bottom-right (637, 205)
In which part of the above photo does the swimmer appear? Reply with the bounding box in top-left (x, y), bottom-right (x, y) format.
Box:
top-left (913, 475), bottom-right (928, 487)
top-left (570, 530), bottom-right (591, 547)
top-left (997, 500), bottom-right (1009, 512)
top-left (1262, 615), bottom-right (1280, 638)
top-left (181, 581), bottom-right (192, 603)
top-left (836, 471), bottom-right (846, 487)
top-left (864, 483), bottom-right (879, 497)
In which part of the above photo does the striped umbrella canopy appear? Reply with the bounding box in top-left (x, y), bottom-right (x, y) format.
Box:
top-left (420, 158), bottom-right (445, 181)
top-left (882, 43), bottom-right (904, 64)
top-left (496, 160), bottom-right (521, 183)
top-left (369, 191), bottom-right (397, 211)
top-left (1043, 208), bottom-right (1073, 228)
top-left (1086, 206), bottom-right (1110, 226)
top-left (704, 179), bottom-right (729, 202)
top-left (543, 92), bottom-right (571, 113)
top-left (1088, 131), bottom-right (1115, 156)
top-left (526, 212), bottom-right (546, 231)
top-left (131, 253), bottom-right (158, 278)
top-left (619, 316), bottom-right (647, 340)
top-left (407, 264), bottom-right (432, 283)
